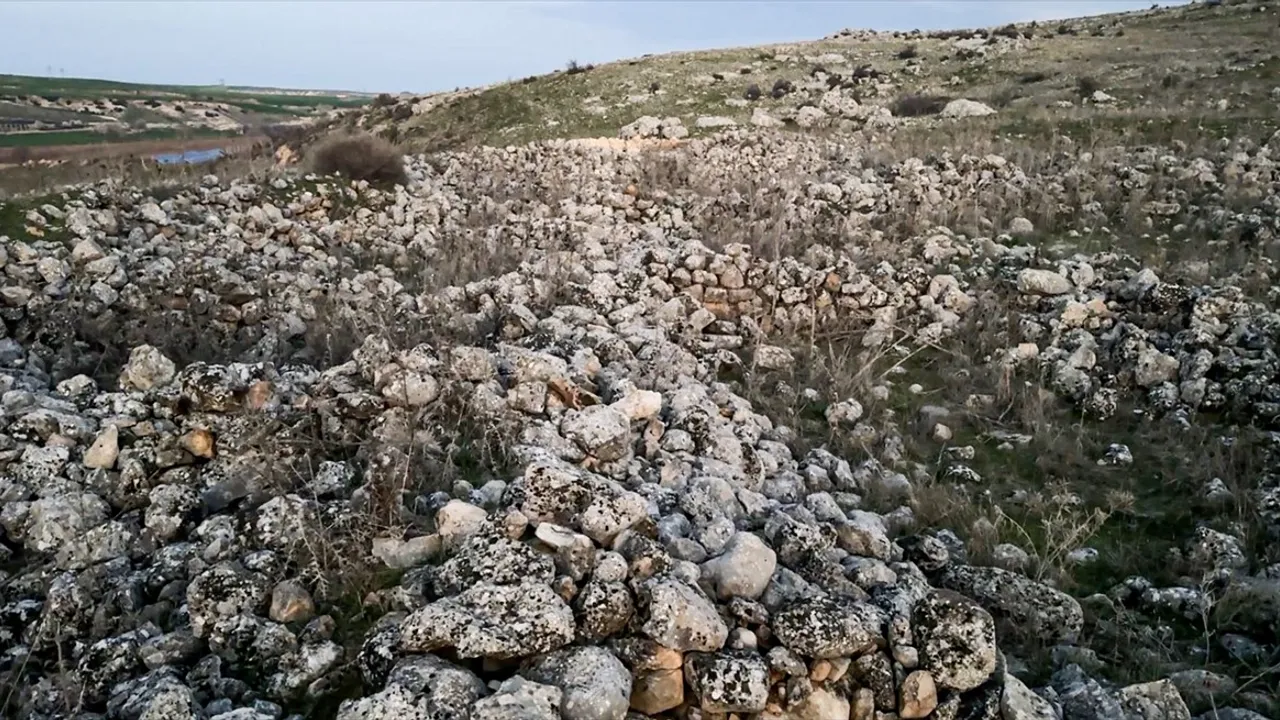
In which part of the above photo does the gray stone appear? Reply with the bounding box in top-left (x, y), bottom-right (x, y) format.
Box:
top-left (521, 646), bottom-right (632, 720)
top-left (399, 582), bottom-right (575, 659)
top-left (700, 531), bottom-right (777, 600)
top-left (635, 576), bottom-right (728, 652)
top-left (937, 564), bottom-right (1083, 643)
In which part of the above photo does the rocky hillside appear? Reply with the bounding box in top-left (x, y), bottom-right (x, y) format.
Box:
top-left (354, 0), bottom-right (1277, 152)
top-left (2, 2), bottom-right (1280, 720)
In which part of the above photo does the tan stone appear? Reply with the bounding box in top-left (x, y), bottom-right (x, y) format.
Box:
top-left (851, 688), bottom-right (877, 720)
top-left (631, 668), bottom-right (683, 714)
top-left (704, 287), bottom-right (729, 303)
top-left (269, 579), bottom-right (315, 624)
top-left (180, 428), bottom-right (216, 459)
top-left (245, 380), bottom-right (274, 410)
top-left (809, 659), bottom-right (833, 682)
top-left (790, 687), bottom-right (848, 720)
top-left (84, 424), bottom-right (119, 469)
top-left (720, 266), bottom-right (745, 289)
top-left (899, 670), bottom-right (938, 719)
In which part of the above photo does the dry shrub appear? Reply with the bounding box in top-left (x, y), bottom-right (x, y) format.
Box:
top-left (891, 93), bottom-right (951, 117)
top-left (309, 132), bottom-right (407, 187)
top-left (897, 44), bottom-right (919, 60)
top-left (1076, 75), bottom-right (1102, 97)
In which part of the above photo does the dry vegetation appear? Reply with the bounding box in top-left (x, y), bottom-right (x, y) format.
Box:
top-left (307, 132), bottom-right (408, 187)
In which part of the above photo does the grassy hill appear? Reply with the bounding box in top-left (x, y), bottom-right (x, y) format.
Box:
top-left (355, 0), bottom-right (1277, 151)
top-left (0, 73), bottom-right (375, 158)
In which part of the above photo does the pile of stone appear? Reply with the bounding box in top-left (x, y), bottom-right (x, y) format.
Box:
top-left (1, 122), bottom-right (1278, 720)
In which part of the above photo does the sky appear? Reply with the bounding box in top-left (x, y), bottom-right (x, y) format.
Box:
top-left (1, 1), bottom-right (1186, 94)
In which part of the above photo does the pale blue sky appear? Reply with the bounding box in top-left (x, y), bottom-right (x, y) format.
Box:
top-left (1, 1), bottom-right (1182, 93)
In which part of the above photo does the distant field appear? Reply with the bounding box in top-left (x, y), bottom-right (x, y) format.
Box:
top-left (0, 74), bottom-right (373, 113)
top-left (0, 127), bottom-right (239, 148)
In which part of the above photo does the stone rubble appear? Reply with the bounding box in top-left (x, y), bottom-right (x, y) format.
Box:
top-left (1, 96), bottom-right (1278, 720)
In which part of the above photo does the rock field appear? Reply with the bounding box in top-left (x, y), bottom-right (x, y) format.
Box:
top-left (3, 5), bottom-right (1280, 720)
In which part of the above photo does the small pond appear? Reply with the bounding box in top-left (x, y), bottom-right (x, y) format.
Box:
top-left (152, 148), bottom-right (226, 165)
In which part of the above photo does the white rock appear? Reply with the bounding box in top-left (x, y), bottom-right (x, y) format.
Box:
top-left (1016, 269), bottom-right (1073, 296)
top-left (435, 500), bottom-right (488, 545)
top-left (119, 345), bottom-right (177, 391)
top-left (611, 389), bottom-right (662, 421)
top-left (561, 405), bottom-right (632, 461)
top-left (940, 99), bottom-right (996, 118)
top-left (701, 532), bottom-right (777, 600)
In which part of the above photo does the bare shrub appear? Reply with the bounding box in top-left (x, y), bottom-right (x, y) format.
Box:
top-left (308, 132), bottom-right (407, 187)
top-left (1076, 75), bottom-right (1102, 97)
top-left (897, 44), bottom-right (919, 60)
top-left (891, 93), bottom-right (951, 117)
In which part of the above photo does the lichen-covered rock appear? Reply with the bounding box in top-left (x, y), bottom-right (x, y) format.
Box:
top-left (399, 582), bottom-right (575, 659)
top-left (937, 564), bottom-right (1083, 643)
top-left (1119, 679), bottom-right (1192, 720)
top-left (1002, 672), bottom-right (1058, 719)
top-left (913, 590), bottom-right (997, 692)
top-left (186, 562), bottom-right (271, 638)
top-left (433, 532), bottom-right (556, 596)
top-left (573, 580), bottom-right (634, 640)
top-left (635, 576), bottom-right (728, 652)
top-left (383, 654), bottom-right (486, 720)
top-left (683, 650), bottom-right (771, 713)
top-left (1053, 663), bottom-right (1125, 719)
top-left (560, 405), bottom-right (633, 461)
top-left (119, 345), bottom-right (177, 391)
top-left (771, 596), bottom-right (884, 658)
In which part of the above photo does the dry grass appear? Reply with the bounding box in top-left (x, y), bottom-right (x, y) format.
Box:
top-left (308, 132), bottom-right (407, 187)
top-left (0, 150), bottom-right (279, 199)
top-left (727, 291), bottom-right (1275, 689)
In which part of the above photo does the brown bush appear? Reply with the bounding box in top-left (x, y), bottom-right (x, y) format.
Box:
top-left (1076, 75), bottom-right (1102, 97)
top-left (891, 93), bottom-right (951, 117)
top-left (308, 132), bottom-right (407, 186)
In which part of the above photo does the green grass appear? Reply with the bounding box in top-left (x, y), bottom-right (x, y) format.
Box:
top-left (0, 192), bottom-right (70, 242)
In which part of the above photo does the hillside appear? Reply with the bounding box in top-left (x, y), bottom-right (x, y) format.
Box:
top-left (1, 1), bottom-right (1279, 720)
top-left (356, 0), bottom-right (1276, 151)
top-left (0, 74), bottom-right (371, 162)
